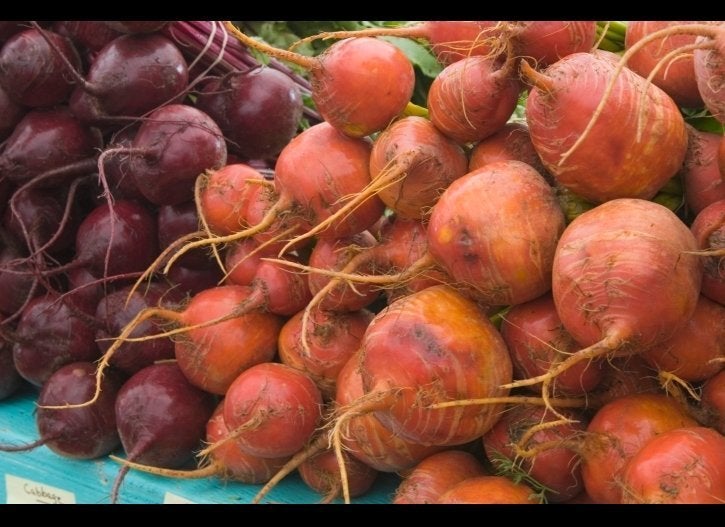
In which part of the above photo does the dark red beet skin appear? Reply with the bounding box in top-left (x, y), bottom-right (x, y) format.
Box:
top-left (0, 107), bottom-right (101, 186)
top-left (0, 83), bottom-right (25, 142)
top-left (0, 28), bottom-right (81, 108)
top-left (0, 231), bottom-right (40, 317)
top-left (114, 362), bottom-right (216, 474)
top-left (0, 22), bottom-right (29, 44)
top-left (157, 201), bottom-right (209, 270)
top-left (4, 187), bottom-right (77, 255)
top-left (69, 33), bottom-right (188, 125)
top-left (52, 21), bottom-right (123, 53)
top-left (95, 282), bottom-right (185, 375)
top-left (36, 362), bottom-right (124, 459)
top-left (101, 126), bottom-right (148, 202)
top-left (128, 104), bottom-right (227, 206)
top-left (12, 294), bottom-right (99, 386)
top-left (166, 263), bottom-right (225, 298)
top-left (0, 321), bottom-right (23, 400)
top-left (103, 22), bottom-right (170, 34)
top-left (195, 67), bottom-right (303, 160)
top-left (74, 200), bottom-right (158, 277)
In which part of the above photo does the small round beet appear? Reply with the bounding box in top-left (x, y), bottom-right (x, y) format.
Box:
top-left (0, 28), bottom-right (81, 107)
top-left (36, 362), bottom-right (124, 459)
top-left (69, 33), bottom-right (188, 125)
top-left (0, 107), bottom-right (102, 186)
top-left (196, 67), bottom-right (303, 160)
top-left (128, 104), bottom-right (227, 206)
top-left (112, 362), bottom-right (216, 501)
top-left (74, 200), bottom-right (158, 278)
top-left (12, 293), bottom-right (98, 386)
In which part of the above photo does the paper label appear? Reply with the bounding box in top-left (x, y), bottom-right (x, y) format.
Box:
top-left (5, 474), bottom-right (76, 504)
top-left (163, 491), bottom-right (195, 504)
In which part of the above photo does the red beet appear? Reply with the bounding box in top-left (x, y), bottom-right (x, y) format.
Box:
top-left (0, 28), bottom-right (81, 107)
top-left (12, 293), bottom-right (98, 386)
top-left (112, 362), bottom-right (216, 503)
top-left (69, 33), bottom-right (188, 125)
top-left (125, 104), bottom-right (227, 206)
top-left (35, 362), bottom-right (124, 459)
top-left (195, 67), bottom-right (303, 159)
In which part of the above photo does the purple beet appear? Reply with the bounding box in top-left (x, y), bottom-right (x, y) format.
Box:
top-left (73, 200), bottom-right (158, 278)
top-left (195, 67), bottom-right (303, 160)
top-left (103, 22), bottom-right (170, 34)
top-left (65, 266), bottom-right (106, 311)
top-left (0, 319), bottom-right (23, 400)
top-left (12, 293), bottom-right (98, 386)
top-left (95, 282), bottom-right (185, 375)
top-left (32, 362), bottom-right (124, 459)
top-left (3, 186), bottom-right (77, 256)
top-left (0, 22), bottom-right (30, 44)
top-left (112, 362), bottom-right (216, 503)
top-left (0, 28), bottom-right (81, 107)
top-left (52, 21), bottom-right (123, 53)
top-left (0, 176), bottom-right (12, 220)
top-left (0, 107), bottom-right (102, 186)
top-left (0, 83), bottom-right (25, 142)
top-left (166, 262), bottom-right (225, 298)
top-left (69, 33), bottom-right (188, 126)
top-left (125, 104), bottom-right (227, 206)
top-left (157, 201), bottom-right (209, 270)
top-left (100, 126), bottom-right (148, 202)
top-left (0, 229), bottom-right (41, 318)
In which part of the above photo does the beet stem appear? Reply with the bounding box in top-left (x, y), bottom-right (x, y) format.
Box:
top-left (288, 24), bottom-right (424, 52)
top-left (519, 59), bottom-right (554, 93)
top-left (223, 22), bottom-right (317, 71)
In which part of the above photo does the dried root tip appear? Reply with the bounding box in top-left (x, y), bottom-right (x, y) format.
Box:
top-left (0, 437), bottom-right (47, 453)
top-left (109, 454), bottom-right (221, 479)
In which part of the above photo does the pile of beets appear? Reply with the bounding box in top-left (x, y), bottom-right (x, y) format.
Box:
top-left (0, 20), bottom-right (723, 505)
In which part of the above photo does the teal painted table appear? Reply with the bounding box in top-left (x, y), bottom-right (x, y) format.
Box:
top-left (0, 386), bottom-right (400, 504)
